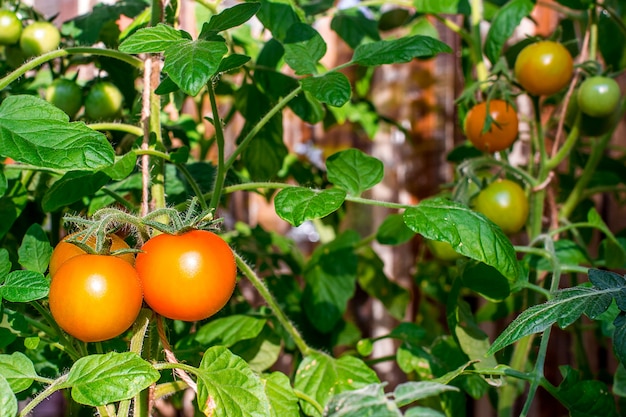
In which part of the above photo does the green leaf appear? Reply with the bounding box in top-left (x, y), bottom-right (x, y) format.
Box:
top-left (217, 54), bottom-right (251, 73)
top-left (413, 0), bottom-right (464, 14)
top-left (588, 208), bottom-right (626, 268)
top-left (394, 381), bottom-right (459, 407)
top-left (231, 324), bottom-right (281, 372)
top-left (613, 314), bottom-right (626, 365)
top-left (0, 248), bottom-right (10, 280)
top-left (484, 0), bottom-right (534, 64)
top-left (462, 262), bottom-right (510, 302)
top-left (283, 23), bottom-right (326, 75)
top-left (118, 23), bottom-right (186, 53)
top-left (0, 352), bottom-right (38, 393)
top-left (42, 171), bottom-right (110, 212)
top-left (202, 2), bottom-right (261, 33)
top-left (324, 383), bottom-right (402, 417)
top-left (294, 352), bottom-right (380, 416)
top-left (404, 407), bottom-right (446, 417)
top-left (65, 352), bottom-right (160, 406)
top-left (18, 223), bottom-right (52, 274)
top-left (241, 116), bottom-right (287, 181)
top-left (487, 283), bottom-right (618, 355)
top-left (163, 40), bottom-right (228, 96)
top-left (303, 231), bottom-right (359, 333)
top-left (0, 96), bottom-right (114, 170)
top-left (376, 214), bottom-right (416, 246)
top-left (388, 323), bottom-right (426, 345)
top-left (403, 198), bottom-right (520, 281)
top-left (326, 149), bottom-right (384, 196)
top-left (352, 35), bottom-right (452, 66)
top-left (263, 372), bottom-right (299, 417)
top-left (357, 248), bottom-right (410, 320)
top-left (331, 9), bottom-right (380, 49)
top-left (557, 366), bottom-right (618, 417)
top-left (0, 271), bottom-right (49, 302)
top-left (274, 187), bottom-right (346, 227)
top-left (256, 0), bottom-right (300, 41)
top-left (100, 152), bottom-right (137, 180)
top-left (0, 178), bottom-right (28, 239)
top-left (526, 239), bottom-right (591, 271)
top-left (0, 169), bottom-right (6, 197)
top-left (613, 363), bottom-right (626, 397)
top-left (0, 375), bottom-right (17, 417)
top-left (196, 346), bottom-right (271, 417)
top-left (301, 72), bottom-right (352, 107)
top-left (195, 315), bottom-right (267, 347)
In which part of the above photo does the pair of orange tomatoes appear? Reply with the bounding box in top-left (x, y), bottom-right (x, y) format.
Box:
top-left (48, 230), bottom-right (237, 342)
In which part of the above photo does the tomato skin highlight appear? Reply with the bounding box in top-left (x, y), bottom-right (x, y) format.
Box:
top-left (464, 100), bottom-right (519, 152)
top-left (48, 233), bottom-right (135, 278)
top-left (20, 21), bottom-right (60, 56)
top-left (135, 230), bottom-right (237, 322)
top-left (473, 179), bottom-right (529, 235)
top-left (514, 41), bottom-right (573, 96)
top-left (49, 254), bottom-right (143, 342)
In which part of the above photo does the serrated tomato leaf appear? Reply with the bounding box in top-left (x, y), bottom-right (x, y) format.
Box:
top-left (352, 35), bottom-right (452, 66)
top-left (18, 223), bottom-right (52, 274)
top-left (0, 96), bottom-right (114, 170)
top-left (201, 2), bottom-right (260, 34)
top-left (0, 352), bottom-right (38, 393)
top-left (295, 352), bottom-right (380, 417)
top-left (402, 197), bottom-right (519, 281)
top-left (0, 271), bottom-right (48, 302)
top-left (195, 315), bottom-right (267, 347)
top-left (484, 0), bottom-right (534, 64)
top-left (301, 72), bottom-right (351, 107)
top-left (324, 383), bottom-right (402, 417)
top-left (65, 352), bottom-right (159, 406)
top-left (263, 372), bottom-right (299, 417)
top-left (0, 375), bottom-right (17, 417)
top-left (118, 23), bottom-right (187, 53)
top-left (197, 346), bottom-right (270, 417)
top-left (326, 149), bottom-right (384, 196)
top-left (274, 187), bottom-right (346, 227)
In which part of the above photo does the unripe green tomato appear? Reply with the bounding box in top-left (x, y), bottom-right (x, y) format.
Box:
top-left (577, 76), bottom-right (621, 118)
top-left (20, 21), bottom-right (60, 56)
top-left (473, 179), bottom-right (529, 235)
top-left (566, 90), bottom-right (622, 137)
top-left (427, 239), bottom-right (463, 262)
top-left (84, 81), bottom-right (124, 120)
top-left (45, 79), bottom-right (83, 118)
top-left (0, 10), bottom-right (22, 45)
top-left (357, 339), bottom-right (374, 356)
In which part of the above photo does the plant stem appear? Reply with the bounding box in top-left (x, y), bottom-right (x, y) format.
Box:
top-left (235, 252), bottom-right (313, 356)
top-left (207, 81), bottom-right (227, 212)
top-left (224, 86), bottom-right (303, 172)
top-left (19, 374), bottom-right (69, 417)
top-left (470, 0), bottom-right (489, 85)
top-left (294, 389), bottom-right (325, 415)
top-left (88, 123), bottom-right (144, 137)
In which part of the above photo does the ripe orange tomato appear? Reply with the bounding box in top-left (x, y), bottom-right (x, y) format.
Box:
top-left (49, 233), bottom-right (135, 278)
top-left (514, 41), bottom-right (573, 96)
top-left (464, 100), bottom-right (519, 152)
top-left (49, 254), bottom-right (143, 342)
top-left (135, 230), bottom-right (237, 322)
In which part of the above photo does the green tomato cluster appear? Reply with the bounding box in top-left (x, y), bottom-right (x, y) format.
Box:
top-left (0, 10), bottom-right (61, 69)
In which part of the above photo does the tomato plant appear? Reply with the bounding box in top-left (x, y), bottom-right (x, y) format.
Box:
top-left (45, 78), bottom-right (83, 119)
top-left (48, 254), bottom-right (143, 342)
top-left (472, 178), bottom-right (529, 234)
top-left (48, 232), bottom-right (135, 277)
top-left (2, 1), bottom-right (626, 417)
top-left (19, 21), bottom-right (60, 57)
top-left (464, 99), bottom-right (519, 152)
top-left (135, 230), bottom-right (237, 322)
top-left (514, 40), bottom-right (574, 96)
top-left (577, 75), bottom-right (621, 117)
top-left (0, 10), bottom-right (21, 45)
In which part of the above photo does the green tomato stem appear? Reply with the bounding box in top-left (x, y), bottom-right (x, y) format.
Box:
top-left (293, 389), bottom-right (325, 416)
top-left (18, 374), bottom-right (69, 417)
top-left (234, 252), bottom-right (313, 356)
top-left (207, 82), bottom-right (227, 213)
top-left (88, 123), bottom-right (144, 137)
top-left (65, 47), bottom-right (143, 68)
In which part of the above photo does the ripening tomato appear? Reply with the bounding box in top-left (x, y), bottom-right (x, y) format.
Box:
top-left (135, 230), bottom-right (237, 322)
top-left (577, 76), bottom-right (621, 118)
top-left (48, 233), bottom-right (135, 278)
top-left (49, 254), bottom-right (143, 342)
top-left (464, 100), bottom-right (519, 152)
top-left (473, 179), bottom-right (529, 235)
top-left (514, 41), bottom-right (574, 96)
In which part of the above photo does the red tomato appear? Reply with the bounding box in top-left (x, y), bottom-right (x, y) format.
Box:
top-left (135, 230), bottom-right (237, 321)
top-left (514, 41), bottom-right (574, 96)
top-left (49, 254), bottom-right (143, 342)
